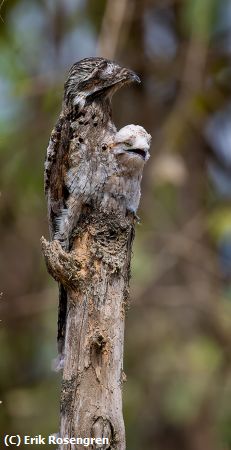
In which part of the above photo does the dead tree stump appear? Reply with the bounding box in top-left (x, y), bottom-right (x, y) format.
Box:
top-left (42, 207), bottom-right (135, 450)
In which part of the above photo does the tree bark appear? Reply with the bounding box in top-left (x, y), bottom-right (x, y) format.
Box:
top-left (42, 207), bottom-right (135, 450)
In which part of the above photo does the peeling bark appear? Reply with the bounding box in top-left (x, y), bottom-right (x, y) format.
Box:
top-left (42, 208), bottom-right (135, 450)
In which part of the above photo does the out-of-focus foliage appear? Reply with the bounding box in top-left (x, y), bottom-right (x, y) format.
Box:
top-left (182, 0), bottom-right (219, 39)
top-left (1, 1), bottom-right (231, 449)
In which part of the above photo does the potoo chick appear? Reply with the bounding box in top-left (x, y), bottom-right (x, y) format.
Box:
top-left (44, 57), bottom-right (151, 367)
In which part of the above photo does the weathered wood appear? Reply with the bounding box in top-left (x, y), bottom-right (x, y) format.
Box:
top-left (42, 208), bottom-right (135, 450)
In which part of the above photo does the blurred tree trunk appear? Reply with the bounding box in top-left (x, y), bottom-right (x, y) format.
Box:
top-left (42, 209), bottom-right (135, 450)
top-left (114, 1), bottom-right (224, 450)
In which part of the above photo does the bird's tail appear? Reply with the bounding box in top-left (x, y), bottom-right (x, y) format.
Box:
top-left (53, 283), bottom-right (67, 372)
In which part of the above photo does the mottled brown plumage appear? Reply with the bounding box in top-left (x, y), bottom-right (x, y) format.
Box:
top-left (44, 57), bottom-right (150, 367)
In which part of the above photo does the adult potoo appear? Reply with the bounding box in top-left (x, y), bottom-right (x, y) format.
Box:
top-left (45, 57), bottom-right (150, 367)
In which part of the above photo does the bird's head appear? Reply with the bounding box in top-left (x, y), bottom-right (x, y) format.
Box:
top-left (110, 125), bottom-right (151, 173)
top-left (64, 57), bottom-right (140, 107)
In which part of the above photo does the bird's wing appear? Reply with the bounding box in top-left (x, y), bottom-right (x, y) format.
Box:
top-left (44, 114), bottom-right (71, 238)
top-left (44, 114), bottom-right (73, 366)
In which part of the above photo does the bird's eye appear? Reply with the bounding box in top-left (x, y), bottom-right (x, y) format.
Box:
top-left (124, 142), bottom-right (132, 147)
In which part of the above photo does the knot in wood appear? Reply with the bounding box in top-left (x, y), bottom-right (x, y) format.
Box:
top-left (41, 237), bottom-right (82, 289)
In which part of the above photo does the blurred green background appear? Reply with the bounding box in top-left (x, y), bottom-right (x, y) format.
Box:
top-left (1, 0), bottom-right (231, 449)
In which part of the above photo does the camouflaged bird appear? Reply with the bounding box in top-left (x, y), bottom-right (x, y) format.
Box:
top-left (44, 57), bottom-right (151, 367)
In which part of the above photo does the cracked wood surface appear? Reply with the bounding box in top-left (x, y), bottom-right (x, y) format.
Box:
top-left (42, 209), bottom-right (134, 450)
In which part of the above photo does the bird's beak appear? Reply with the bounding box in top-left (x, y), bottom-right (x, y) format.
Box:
top-left (107, 70), bottom-right (141, 95)
top-left (87, 67), bottom-right (141, 102)
top-left (126, 71), bottom-right (141, 84)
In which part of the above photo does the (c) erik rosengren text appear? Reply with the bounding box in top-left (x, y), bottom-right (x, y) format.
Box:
top-left (4, 434), bottom-right (109, 447)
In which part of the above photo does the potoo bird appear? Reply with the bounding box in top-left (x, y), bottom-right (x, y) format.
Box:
top-left (44, 57), bottom-right (151, 368)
